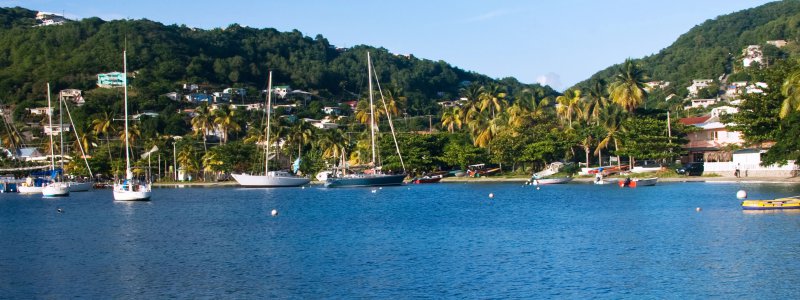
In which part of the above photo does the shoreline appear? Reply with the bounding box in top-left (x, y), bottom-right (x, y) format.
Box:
top-left (151, 175), bottom-right (800, 187)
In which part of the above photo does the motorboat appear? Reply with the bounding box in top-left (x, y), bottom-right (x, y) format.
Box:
top-left (530, 177), bottom-right (573, 185)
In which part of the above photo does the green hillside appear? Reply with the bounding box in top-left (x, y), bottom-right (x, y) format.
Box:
top-left (0, 7), bottom-right (555, 112)
top-left (575, 0), bottom-right (800, 96)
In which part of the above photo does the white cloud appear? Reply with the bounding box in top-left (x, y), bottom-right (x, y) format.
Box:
top-left (535, 72), bottom-right (562, 90)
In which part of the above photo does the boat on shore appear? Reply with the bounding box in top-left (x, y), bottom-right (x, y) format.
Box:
top-left (411, 174), bottom-right (443, 184)
top-left (742, 196), bottom-right (800, 210)
top-left (530, 177), bottom-right (573, 185)
top-left (619, 177), bottom-right (658, 187)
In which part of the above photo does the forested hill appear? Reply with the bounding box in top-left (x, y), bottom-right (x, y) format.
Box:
top-left (575, 0), bottom-right (800, 93)
top-left (0, 7), bottom-right (556, 112)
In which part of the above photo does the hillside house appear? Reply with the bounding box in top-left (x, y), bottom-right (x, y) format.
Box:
top-left (680, 106), bottom-right (742, 163)
top-left (303, 118), bottom-right (338, 130)
top-left (43, 124), bottom-right (71, 136)
top-left (743, 45), bottom-right (763, 67)
top-left (766, 40), bottom-right (787, 48)
top-left (273, 85), bottom-right (290, 98)
top-left (212, 92), bottom-right (231, 102)
top-left (97, 72), bottom-right (125, 88)
top-left (185, 93), bottom-right (211, 102)
top-left (35, 12), bottom-right (67, 26)
top-left (15, 147), bottom-right (43, 161)
top-left (59, 89), bottom-right (84, 105)
top-left (223, 88), bottom-right (247, 96)
top-left (28, 107), bottom-right (52, 116)
top-left (686, 98), bottom-right (719, 109)
top-left (183, 83), bottom-right (199, 92)
top-left (686, 79), bottom-right (713, 98)
top-left (232, 103), bottom-right (263, 111)
top-left (322, 106), bottom-right (341, 115)
top-left (645, 81), bottom-right (670, 92)
top-left (163, 92), bottom-right (180, 101)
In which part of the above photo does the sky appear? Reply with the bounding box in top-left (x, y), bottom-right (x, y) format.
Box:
top-left (3, 0), bottom-right (777, 90)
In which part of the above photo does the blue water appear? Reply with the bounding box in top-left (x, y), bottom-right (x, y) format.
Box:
top-left (2, 182), bottom-right (800, 298)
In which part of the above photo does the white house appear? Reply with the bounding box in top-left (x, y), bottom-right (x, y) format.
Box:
top-left (766, 40), bottom-right (787, 48)
top-left (645, 80), bottom-right (670, 92)
top-left (686, 98), bottom-right (719, 109)
top-left (686, 79), bottom-right (713, 98)
top-left (743, 45), bottom-right (763, 67)
top-left (28, 107), bottom-right (52, 116)
top-left (322, 106), bottom-right (341, 115)
top-left (43, 124), bottom-right (71, 136)
top-left (59, 89), bottom-right (84, 105)
top-left (273, 86), bottom-right (290, 98)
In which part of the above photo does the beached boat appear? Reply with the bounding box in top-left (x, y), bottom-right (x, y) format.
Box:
top-left (325, 52), bottom-right (407, 188)
top-left (232, 71), bottom-right (310, 187)
top-left (742, 196), bottom-right (800, 210)
top-left (530, 177), bottom-right (573, 185)
top-left (633, 177), bottom-right (658, 186)
top-left (411, 175), bottom-right (443, 184)
top-left (113, 50), bottom-right (151, 201)
top-left (594, 178), bottom-right (620, 185)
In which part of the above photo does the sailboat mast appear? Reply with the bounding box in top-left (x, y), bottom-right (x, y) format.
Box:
top-left (59, 90), bottom-right (64, 170)
top-left (367, 52), bottom-right (376, 167)
top-left (123, 50), bottom-right (131, 179)
top-left (265, 71), bottom-right (272, 175)
top-left (46, 83), bottom-right (55, 171)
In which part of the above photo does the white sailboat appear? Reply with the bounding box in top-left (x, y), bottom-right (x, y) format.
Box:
top-left (232, 71), bottom-right (311, 187)
top-left (60, 90), bottom-right (94, 192)
top-left (325, 52), bottom-right (407, 188)
top-left (42, 82), bottom-right (70, 197)
top-left (113, 50), bottom-right (151, 201)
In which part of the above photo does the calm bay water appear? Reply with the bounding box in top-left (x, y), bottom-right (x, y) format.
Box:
top-left (1, 181), bottom-right (800, 298)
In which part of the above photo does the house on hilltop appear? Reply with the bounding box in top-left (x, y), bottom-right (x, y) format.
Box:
top-left (59, 89), bottom-right (84, 106)
top-left (686, 79), bottom-right (713, 98)
top-left (742, 45), bottom-right (763, 67)
top-left (35, 12), bottom-right (67, 26)
top-left (97, 72), bottom-right (125, 88)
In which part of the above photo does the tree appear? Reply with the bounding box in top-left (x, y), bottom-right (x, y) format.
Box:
top-left (213, 104), bottom-right (241, 144)
top-left (582, 79), bottom-right (608, 125)
top-left (780, 69), bottom-right (800, 119)
top-left (478, 83), bottom-right (507, 119)
top-left (91, 111), bottom-right (116, 160)
top-left (440, 106), bottom-right (462, 133)
top-left (595, 105), bottom-right (627, 168)
top-left (191, 103), bottom-right (214, 152)
top-left (608, 59), bottom-right (648, 112)
top-left (556, 89), bottom-right (583, 128)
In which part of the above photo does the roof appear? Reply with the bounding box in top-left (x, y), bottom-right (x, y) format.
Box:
top-left (679, 116), bottom-right (711, 125)
top-left (16, 147), bottom-right (40, 157)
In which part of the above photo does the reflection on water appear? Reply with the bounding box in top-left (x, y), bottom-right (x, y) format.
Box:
top-left (1, 183), bottom-right (799, 298)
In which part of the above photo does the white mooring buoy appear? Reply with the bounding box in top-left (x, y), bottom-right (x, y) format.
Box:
top-left (489, 193), bottom-right (494, 199)
top-left (696, 207), bottom-right (702, 212)
top-left (736, 190), bottom-right (747, 199)
top-left (271, 209), bottom-right (278, 217)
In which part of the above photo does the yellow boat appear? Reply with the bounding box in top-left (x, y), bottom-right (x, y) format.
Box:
top-left (741, 196), bottom-right (800, 210)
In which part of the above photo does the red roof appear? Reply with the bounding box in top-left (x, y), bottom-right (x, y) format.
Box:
top-left (678, 116), bottom-right (710, 125)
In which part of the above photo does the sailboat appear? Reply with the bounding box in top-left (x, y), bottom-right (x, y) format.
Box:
top-left (112, 50), bottom-right (151, 201)
top-left (60, 90), bottom-right (94, 192)
top-left (325, 52), bottom-right (407, 188)
top-left (42, 82), bottom-right (70, 197)
top-left (231, 71), bottom-right (311, 187)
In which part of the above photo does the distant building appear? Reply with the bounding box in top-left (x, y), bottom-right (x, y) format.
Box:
top-left (15, 147), bottom-right (43, 161)
top-left (132, 112), bottom-right (159, 120)
top-left (35, 12), bottom-right (67, 26)
top-left (212, 92), bottom-right (231, 103)
top-left (184, 93), bottom-right (211, 102)
top-left (303, 118), bottom-right (338, 130)
top-left (766, 40), bottom-right (787, 48)
top-left (645, 81), bottom-right (670, 92)
top-left (343, 100), bottom-right (358, 110)
top-left (680, 110), bottom-right (743, 163)
top-left (59, 89), bottom-right (84, 106)
top-left (273, 85), bottom-right (290, 98)
top-left (97, 72), bottom-right (125, 88)
top-left (686, 98), bottom-right (719, 109)
top-left (223, 88), bottom-right (247, 96)
top-left (322, 106), bottom-right (341, 116)
top-left (43, 124), bottom-right (71, 136)
top-left (183, 83), bottom-right (199, 92)
top-left (163, 92), bottom-right (180, 101)
top-left (28, 107), bottom-right (52, 116)
top-left (686, 79), bottom-right (713, 98)
top-left (742, 45), bottom-right (763, 67)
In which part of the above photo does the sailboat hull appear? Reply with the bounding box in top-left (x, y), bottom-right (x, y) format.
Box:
top-left (42, 183), bottom-right (70, 197)
top-left (67, 181), bottom-right (93, 192)
top-left (325, 173), bottom-right (406, 188)
top-left (18, 186), bottom-right (44, 194)
top-left (113, 183), bottom-right (151, 201)
top-left (231, 173), bottom-right (311, 187)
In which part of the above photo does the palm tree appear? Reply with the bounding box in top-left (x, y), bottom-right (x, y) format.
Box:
top-left (608, 59), bottom-right (648, 113)
top-left (440, 106), bottom-right (463, 133)
top-left (71, 123), bottom-right (97, 157)
top-left (287, 121), bottom-right (313, 160)
top-left (213, 105), bottom-right (241, 144)
top-left (191, 103), bottom-right (214, 152)
top-left (91, 111), bottom-right (116, 159)
top-left (595, 105), bottom-right (627, 170)
top-left (508, 90), bottom-right (551, 129)
top-left (118, 124), bottom-right (141, 148)
top-left (479, 84), bottom-right (507, 119)
top-left (177, 145), bottom-right (199, 181)
top-left (583, 79), bottom-right (608, 125)
top-left (202, 150), bottom-right (224, 181)
top-left (460, 84), bottom-right (483, 113)
top-left (556, 89), bottom-right (583, 128)
top-left (780, 70), bottom-right (800, 119)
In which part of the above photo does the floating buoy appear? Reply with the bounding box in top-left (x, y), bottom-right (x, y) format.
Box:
top-left (371, 189), bottom-right (377, 193)
top-left (696, 207), bottom-right (702, 212)
top-left (489, 193), bottom-right (494, 199)
top-left (379, 187), bottom-right (382, 190)
top-left (57, 208), bottom-right (63, 213)
top-left (536, 186), bottom-right (540, 190)
top-left (301, 186), bottom-right (305, 189)
top-left (736, 190), bottom-right (747, 199)
top-left (271, 209), bottom-right (278, 217)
